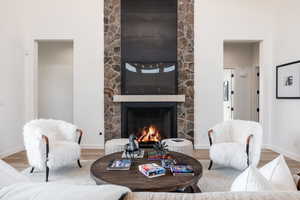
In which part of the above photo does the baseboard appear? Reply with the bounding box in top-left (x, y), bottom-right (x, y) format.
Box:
top-left (81, 144), bottom-right (104, 149)
top-left (0, 146), bottom-right (25, 159)
top-left (263, 144), bottom-right (300, 162)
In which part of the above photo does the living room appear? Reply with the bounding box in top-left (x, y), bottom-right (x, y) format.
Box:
top-left (1, 0), bottom-right (300, 199)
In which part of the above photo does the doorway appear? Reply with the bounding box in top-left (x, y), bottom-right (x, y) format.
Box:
top-left (37, 41), bottom-right (74, 123)
top-left (223, 41), bottom-right (260, 122)
top-left (223, 69), bottom-right (234, 120)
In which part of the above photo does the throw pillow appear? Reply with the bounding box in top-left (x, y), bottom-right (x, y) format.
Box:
top-left (231, 166), bottom-right (273, 191)
top-left (259, 155), bottom-right (297, 191)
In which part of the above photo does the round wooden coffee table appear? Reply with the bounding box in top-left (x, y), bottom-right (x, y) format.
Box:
top-left (90, 150), bottom-right (202, 192)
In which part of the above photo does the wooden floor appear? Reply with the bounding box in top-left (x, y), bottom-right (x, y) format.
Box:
top-left (3, 149), bottom-right (300, 171)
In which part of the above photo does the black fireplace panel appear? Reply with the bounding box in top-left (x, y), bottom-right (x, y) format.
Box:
top-left (121, 0), bottom-right (177, 62)
top-left (121, 102), bottom-right (177, 144)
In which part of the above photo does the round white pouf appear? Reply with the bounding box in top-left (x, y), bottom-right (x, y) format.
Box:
top-left (105, 138), bottom-right (129, 155)
top-left (162, 138), bottom-right (193, 156)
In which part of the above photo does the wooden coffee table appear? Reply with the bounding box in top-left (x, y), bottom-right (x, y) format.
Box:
top-left (90, 150), bottom-right (202, 192)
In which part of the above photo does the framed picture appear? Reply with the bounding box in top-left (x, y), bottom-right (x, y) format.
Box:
top-left (276, 60), bottom-right (300, 99)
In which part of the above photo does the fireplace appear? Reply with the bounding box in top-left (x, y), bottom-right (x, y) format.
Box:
top-left (121, 102), bottom-right (177, 147)
top-left (104, 0), bottom-right (194, 142)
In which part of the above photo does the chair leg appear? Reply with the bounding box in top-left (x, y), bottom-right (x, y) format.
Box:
top-left (77, 159), bottom-right (82, 168)
top-left (45, 166), bottom-right (49, 182)
top-left (208, 160), bottom-right (213, 170)
top-left (30, 167), bottom-right (35, 173)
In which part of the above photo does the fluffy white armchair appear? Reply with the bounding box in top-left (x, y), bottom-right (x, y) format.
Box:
top-left (23, 119), bottom-right (83, 182)
top-left (208, 120), bottom-right (262, 171)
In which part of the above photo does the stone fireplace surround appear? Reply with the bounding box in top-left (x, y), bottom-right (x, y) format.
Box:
top-left (104, 0), bottom-right (194, 141)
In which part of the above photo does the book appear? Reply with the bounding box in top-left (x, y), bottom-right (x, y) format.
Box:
top-left (138, 163), bottom-right (166, 178)
top-left (170, 165), bottom-right (194, 176)
top-left (148, 151), bottom-right (173, 160)
top-left (122, 149), bottom-right (144, 159)
top-left (107, 159), bottom-right (132, 170)
top-left (161, 159), bottom-right (177, 169)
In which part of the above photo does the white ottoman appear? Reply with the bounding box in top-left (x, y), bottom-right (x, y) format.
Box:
top-left (162, 138), bottom-right (193, 156)
top-left (105, 138), bottom-right (129, 155)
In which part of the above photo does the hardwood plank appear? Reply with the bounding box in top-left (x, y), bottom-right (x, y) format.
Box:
top-left (2, 149), bottom-right (300, 171)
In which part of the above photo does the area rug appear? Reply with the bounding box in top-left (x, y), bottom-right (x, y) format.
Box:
top-left (22, 160), bottom-right (242, 193)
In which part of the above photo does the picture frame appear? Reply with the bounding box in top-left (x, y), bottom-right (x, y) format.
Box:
top-left (276, 60), bottom-right (300, 99)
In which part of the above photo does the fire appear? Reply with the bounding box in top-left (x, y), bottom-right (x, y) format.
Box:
top-left (137, 125), bottom-right (161, 143)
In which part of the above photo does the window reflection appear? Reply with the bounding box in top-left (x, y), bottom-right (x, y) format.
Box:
top-left (126, 63), bottom-right (176, 74)
top-left (125, 63), bottom-right (137, 72)
top-left (163, 65), bottom-right (175, 73)
top-left (141, 68), bottom-right (160, 74)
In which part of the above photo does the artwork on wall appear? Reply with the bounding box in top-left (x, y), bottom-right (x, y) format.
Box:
top-left (276, 60), bottom-right (300, 99)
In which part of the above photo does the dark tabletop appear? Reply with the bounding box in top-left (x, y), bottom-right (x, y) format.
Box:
top-left (90, 150), bottom-right (203, 192)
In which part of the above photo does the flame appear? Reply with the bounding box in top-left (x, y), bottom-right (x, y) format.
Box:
top-left (137, 125), bottom-right (161, 143)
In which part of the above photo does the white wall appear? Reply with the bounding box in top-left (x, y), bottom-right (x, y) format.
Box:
top-left (1, 0), bottom-right (300, 160)
top-left (194, 0), bottom-right (275, 148)
top-left (224, 43), bottom-right (257, 68)
top-left (23, 0), bottom-right (105, 148)
top-left (38, 41), bottom-right (73, 123)
top-left (0, 0), bottom-right (25, 157)
top-left (271, 0), bottom-right (300, 160)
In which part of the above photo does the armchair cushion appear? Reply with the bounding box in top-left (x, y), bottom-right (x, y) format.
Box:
top-left (48, 141), bottom-right (81, 169)
top-left (210, 143), bottom-right (248, 170)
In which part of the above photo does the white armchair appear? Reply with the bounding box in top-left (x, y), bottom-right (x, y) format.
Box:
top-left (23, 119), bottom-right (83, 182)
top-left (208, 120), bottom-right (263, 171)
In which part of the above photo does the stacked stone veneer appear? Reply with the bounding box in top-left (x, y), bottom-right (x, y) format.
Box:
top-left (104, 0), bottom-right (194, 141)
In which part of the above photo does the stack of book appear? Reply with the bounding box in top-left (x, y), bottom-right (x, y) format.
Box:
top-left (107, 159), bottom-right (132, 171)
top-left (170, 165), bottom-right (194, 176)
top-left (161, 159), bottom-right (177, 169)
top-left (121, 149), bottom-right (145, 159)
top-left (148, 151), bottom-right (173, 160)
top-left (138, 163), bottom-right (166, 178)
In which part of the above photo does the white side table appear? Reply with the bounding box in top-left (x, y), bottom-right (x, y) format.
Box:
top-left (105, 138), bottom-right (129, 155)
top-left (162, 138), bottom-right (193, 156)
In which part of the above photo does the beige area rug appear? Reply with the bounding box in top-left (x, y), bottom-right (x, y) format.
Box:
top-left (22, 160), bottom-right (243, 193)
top-left (22, 160), bottom-right (299, 193)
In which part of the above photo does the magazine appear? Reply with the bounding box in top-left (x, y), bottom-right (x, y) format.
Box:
top-left (170, 165), bottom-right (194, 176)
top-left (138, 163), bottom-right (166, 178)
top-left (107, 159), bottom-right (132, 170)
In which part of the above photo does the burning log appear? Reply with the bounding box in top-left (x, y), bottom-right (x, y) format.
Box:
top-left (137, 125), bottom-right (161, 143)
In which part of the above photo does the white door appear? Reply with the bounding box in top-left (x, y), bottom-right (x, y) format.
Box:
top-left (223, 69), bottom-right (234, 121)
top-left (252, 66), bottom-right (260, 122)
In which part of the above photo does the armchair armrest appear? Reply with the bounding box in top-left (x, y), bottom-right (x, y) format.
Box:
top-left (76, 129), bottom-right (83, 144)
top-left (41, 135), bottom-right (49, 159)
top-left (41, 135), bottom-right (50, 182)
top-left (296, 173), bottom-right (300, 190)
top-left (246, 134), bottom-right (254, 166)
top-left (208, 129), bottom-right (213, 146)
